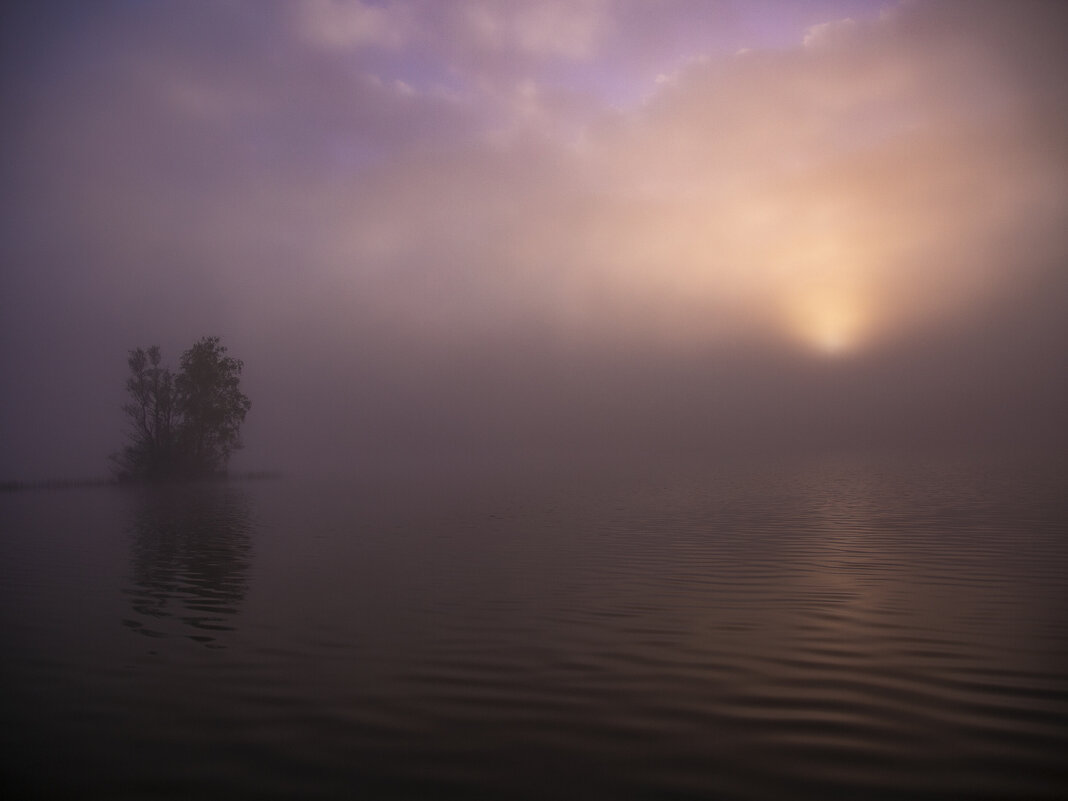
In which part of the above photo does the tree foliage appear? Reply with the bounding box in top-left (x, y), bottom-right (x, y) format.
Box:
top-left (113, 337), bottom-right (251, 480)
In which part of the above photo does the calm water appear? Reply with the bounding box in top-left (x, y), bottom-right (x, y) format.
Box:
top-left (2, 453), bottom-right (1067, 799)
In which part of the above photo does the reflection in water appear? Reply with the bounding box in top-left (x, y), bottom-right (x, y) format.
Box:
top-left (122, 484), bottom-right (253, 647)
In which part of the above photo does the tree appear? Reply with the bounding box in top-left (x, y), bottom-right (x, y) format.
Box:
top-left (116, 346), bottom-right (177, 480)
top-left (113, 337), bottom-right (251, 481)
top-left (174, 337), bottom-right (251, 476)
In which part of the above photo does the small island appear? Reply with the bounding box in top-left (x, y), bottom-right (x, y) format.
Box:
top-left (112, 336), bottom-right (251, 482)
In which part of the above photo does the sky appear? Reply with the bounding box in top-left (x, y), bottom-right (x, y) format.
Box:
top-left (2, 0), bottom-right (1066, 481)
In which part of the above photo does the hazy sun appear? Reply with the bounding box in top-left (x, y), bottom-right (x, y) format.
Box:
top-left (787, 290), bottom-right (867, 355)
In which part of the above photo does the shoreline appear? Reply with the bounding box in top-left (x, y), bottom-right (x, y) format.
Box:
top-left (0, 470), bottom-right (282, 492)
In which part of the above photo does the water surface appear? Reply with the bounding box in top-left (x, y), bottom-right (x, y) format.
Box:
top-left (2, 453), bottom-right (1066, 798)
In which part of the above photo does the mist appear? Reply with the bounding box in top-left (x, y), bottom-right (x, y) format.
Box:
top-left (2, 0), bottom-right (1066, 481)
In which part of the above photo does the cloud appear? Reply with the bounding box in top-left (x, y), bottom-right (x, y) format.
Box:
top-left (803, 18), bottom-right (857, 49)
top-left (296, 0), bottom-right (610, 75)
top-left (298, 0), bottom-right (413, 49)
top-left (18, 2), bottom-right (1068, 350)
top-left (459, 0), bottom-right (608, 59)
top-left (266, 0), bottom-right (1067, 356)
top-left (10, 1), bottom-right (1066, 354)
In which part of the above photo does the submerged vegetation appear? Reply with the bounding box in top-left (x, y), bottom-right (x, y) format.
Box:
top-left (112, 337), bottom-right (251, 482)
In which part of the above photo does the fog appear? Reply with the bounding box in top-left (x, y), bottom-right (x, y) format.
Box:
top-left (2, 0), bottom-right (1066, 481)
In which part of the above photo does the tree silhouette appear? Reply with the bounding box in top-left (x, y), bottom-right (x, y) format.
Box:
top-left (113, 337), bottom-right (250, 481)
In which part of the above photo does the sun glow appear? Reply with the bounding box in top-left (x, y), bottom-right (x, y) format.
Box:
top-left (788, 290), bottom-right (868, 355)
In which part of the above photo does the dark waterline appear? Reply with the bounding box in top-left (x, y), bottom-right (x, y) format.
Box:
top-left (2, 453), bottom-right (1066, 799)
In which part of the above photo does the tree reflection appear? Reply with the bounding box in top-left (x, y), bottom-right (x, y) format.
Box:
top-left (123, 484), bottom-right (253, 647)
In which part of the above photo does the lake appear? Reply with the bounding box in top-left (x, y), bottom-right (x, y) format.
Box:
top-left (2, 452), bottom-right (1066, 799)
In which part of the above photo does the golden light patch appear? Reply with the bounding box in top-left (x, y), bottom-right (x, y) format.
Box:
top-left (787, 290), bottom-right (868, 355)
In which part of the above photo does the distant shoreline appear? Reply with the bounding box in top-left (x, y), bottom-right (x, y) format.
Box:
top-left (0, 471), bottom-right (283, 492)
